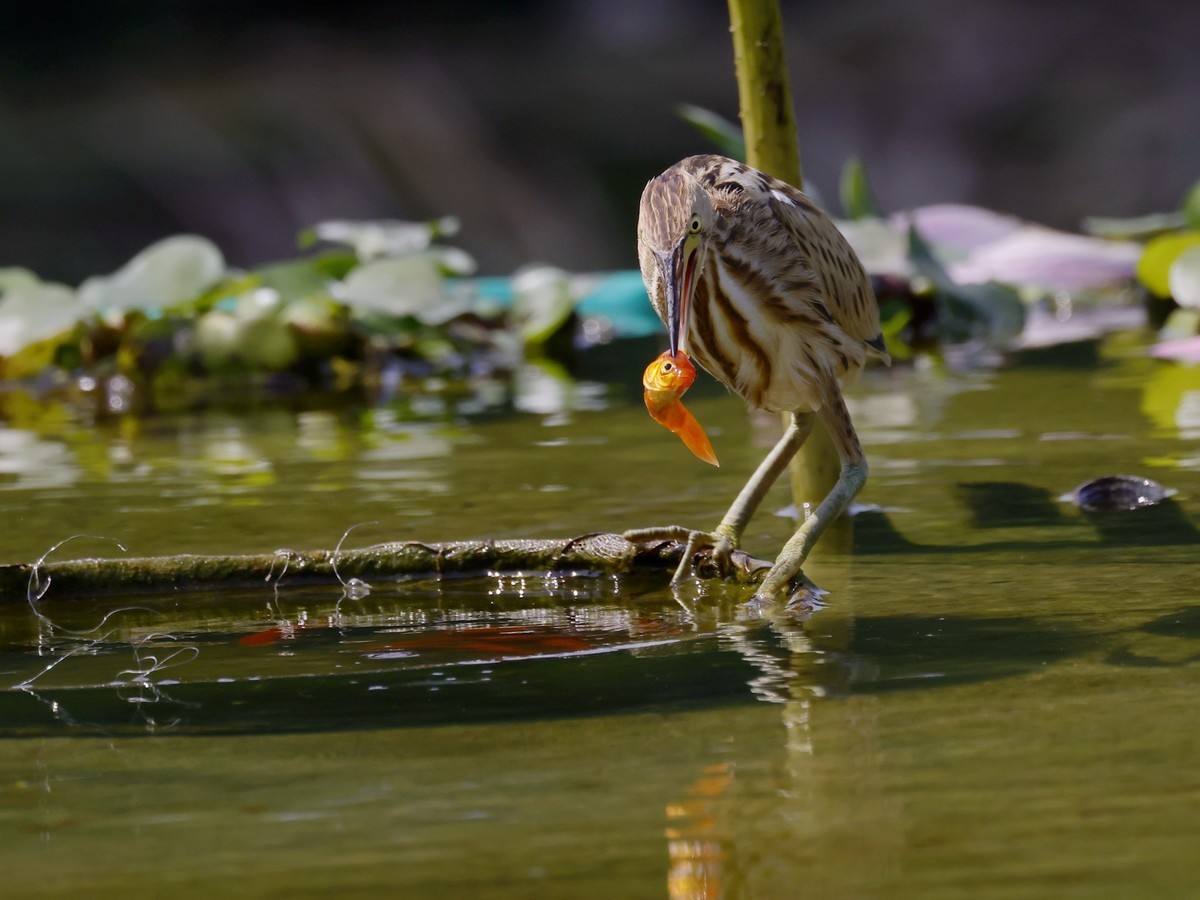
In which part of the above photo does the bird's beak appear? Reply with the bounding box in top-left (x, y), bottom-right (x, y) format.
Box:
top-left (665, 236), bottom-right (700, 357)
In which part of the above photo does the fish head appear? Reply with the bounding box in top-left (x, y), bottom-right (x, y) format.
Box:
top-left (642, 350), bottom-right (697, 396)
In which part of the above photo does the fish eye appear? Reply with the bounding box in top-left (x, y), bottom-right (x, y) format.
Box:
top-left (663, 362), bottom-right (673, 371)
top-left (688, 215), bottom-right (702, 234)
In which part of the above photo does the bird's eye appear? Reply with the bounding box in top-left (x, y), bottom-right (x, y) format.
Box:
top-left (688, 215), bottom-right (702, 234)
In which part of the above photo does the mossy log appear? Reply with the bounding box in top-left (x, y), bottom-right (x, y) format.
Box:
top-left (0, 534), bottom-right (774, 601)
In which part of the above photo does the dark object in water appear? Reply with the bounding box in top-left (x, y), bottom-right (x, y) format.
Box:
top-left (1065, 475), bottom-right (1175, 513)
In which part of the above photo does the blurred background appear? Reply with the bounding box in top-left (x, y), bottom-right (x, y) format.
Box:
top-left (2, 0), bottom-right (1197, 284)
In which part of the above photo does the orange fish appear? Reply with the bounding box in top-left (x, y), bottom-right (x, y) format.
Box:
top-left (643, 350), bottom-right (719, 467)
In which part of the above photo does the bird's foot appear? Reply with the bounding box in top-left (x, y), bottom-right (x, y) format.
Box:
top-left (622, 525), bottom-right (739, 584)
top-left (748, 563), bottom-right (826, 608)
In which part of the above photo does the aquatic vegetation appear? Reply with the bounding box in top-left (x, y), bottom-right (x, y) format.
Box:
top-left (1087, 177), bottom-right (1200, 353)
top-left (1, 143), bottom-right (1194, 424)
top-left (0, 220), bottom-right (585, 413)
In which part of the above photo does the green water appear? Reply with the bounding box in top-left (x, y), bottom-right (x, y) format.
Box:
top-left (0, 336), bottom-right (1198, 897)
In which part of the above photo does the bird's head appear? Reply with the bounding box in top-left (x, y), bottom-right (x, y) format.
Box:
top-left (638, 168), bottom-right (714, 356)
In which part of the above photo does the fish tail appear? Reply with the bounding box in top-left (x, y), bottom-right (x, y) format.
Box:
top-left (672, 402), bottom-right (719, 467)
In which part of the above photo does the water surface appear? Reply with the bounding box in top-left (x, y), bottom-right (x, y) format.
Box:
top-left (1, 336), bottom-right (1198, 897)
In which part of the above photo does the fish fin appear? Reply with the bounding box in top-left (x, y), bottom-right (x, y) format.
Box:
top-left (673, 402), bottom-right (719, 467)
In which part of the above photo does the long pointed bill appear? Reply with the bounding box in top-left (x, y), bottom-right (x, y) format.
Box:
top-left (665, 239), bottom-right (699, 357)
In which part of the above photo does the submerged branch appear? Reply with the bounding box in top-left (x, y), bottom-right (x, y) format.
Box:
top-left (0, 534), bottom-right (773, 601)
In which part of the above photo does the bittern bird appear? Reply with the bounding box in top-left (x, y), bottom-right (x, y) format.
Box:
top-left (625, 154), bottom-right (890, 603)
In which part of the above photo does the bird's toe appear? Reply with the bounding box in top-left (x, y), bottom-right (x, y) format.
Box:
top-left (674, 529), bottom-right (719, 582)
top-left (709, 534), bottom-right (738, 575)
top-left (625, 526), bottom-right (744, 584)
top-left (747, 567), bottom-right (827, 608)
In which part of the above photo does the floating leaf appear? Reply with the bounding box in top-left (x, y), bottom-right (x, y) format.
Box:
top-left (418, 284), bottom-right (478, 327)
top-left (78, 235), bottom-right (225, 313)
top-left (252, 257), bottom-right (340, 301)
top-left (896, 205), bottom-right (1023, 255)
top-left (839, 156), bottom-right (881, 220)
top-left (837, 218), bottom-right (910, 277)
top-left (336, 255), bottom-right (473, 324)
top-left (510, 266), bottom-right (575, 345)
top-left (429, 246), bottom-right (477, 277)
top-left (337, 257), bottom-right (443, 315)
top-left (281, 295), bottom-right (338, 333)
top-left (949, 227), bottom-right (1140, 292)
top-left (306, 217), bottom-right (460, 261)
top-left (1158, 308), bottom-right (1200, 344)
top-left (1083, 211), bottom-right (1187, 240)
top-left (1167, 245), bottom-right (1200, 308)
top-left (192, 310), bottom-right (240, 371)
top-left (676, 104), bottom-right (746, 161)
top-left (185, 273), bottom-right (260, 319)
top-left (1140, 358), bottom-right (1200, 434)
top-left (0, 267), bottom-right (41, 295)
top-left (1137, 231), bottom-right (1200, 299)
top-left (1149, 333), bottom-right (1200, 363)
top-left (0, 282), bottom-right (83, 358)
top-left (233, 287), bottom-right (285, 322)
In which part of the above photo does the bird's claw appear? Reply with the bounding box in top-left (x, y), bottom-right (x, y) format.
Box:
top-left (623, 525), bottom-right (740, 584)
top-left (749, 568), bottom-right (827, 608)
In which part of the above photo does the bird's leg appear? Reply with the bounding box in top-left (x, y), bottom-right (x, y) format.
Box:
top-left (624, 411), bottom-right (814, 583)
top-left (753, 393), bottom-right (866, 603)
top-left (706, 410), bottom-right (815, 572)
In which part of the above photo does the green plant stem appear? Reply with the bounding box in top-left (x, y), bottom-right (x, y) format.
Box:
top-left (726, 0), bottom-right (803, 188)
